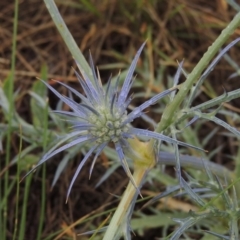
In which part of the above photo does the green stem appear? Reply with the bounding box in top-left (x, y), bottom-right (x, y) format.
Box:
top-left (155, 11), bottom-right (240, 134)
top-left (43, 0), bottom-right (93, 82)
top-left (158, 152), bottom-right (233, 180)
top-left (13, 127), bottom-right (22, 240)
top-left (2, 0), bottom-right (18, 238)
top-left (36, 90), bottom-right (49, 239)
top-left (102, 168), bottom-right (147, 240)
top-left (19, 174), bottom-right (33, 240)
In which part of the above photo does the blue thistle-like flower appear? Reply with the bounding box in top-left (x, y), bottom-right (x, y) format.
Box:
top-left (27, 43), bottom-right (202, 199)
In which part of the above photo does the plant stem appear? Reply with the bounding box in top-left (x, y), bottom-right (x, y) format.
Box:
top-left (2, 0), bottom-right (18, 238)
top-left (155, 11), bottom-right (240, 134)
top-left (102, 167), bottom-right (147, 240)
top-left (43, 0), bottom-right (93, 82)
top-left (158, 152), bottom-right (233, 180)
top-left (36, 89), bottom-right (49, 240)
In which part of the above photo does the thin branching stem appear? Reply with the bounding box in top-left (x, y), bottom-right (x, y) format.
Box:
top-left (155, 11), bottom-right (240, 134)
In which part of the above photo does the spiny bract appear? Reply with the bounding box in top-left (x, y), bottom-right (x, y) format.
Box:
top-left (27, 43), bottom-right (201, 199)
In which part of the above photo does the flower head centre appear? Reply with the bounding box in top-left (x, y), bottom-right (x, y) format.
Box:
top-left (88, 106), bottom-right (129, 143)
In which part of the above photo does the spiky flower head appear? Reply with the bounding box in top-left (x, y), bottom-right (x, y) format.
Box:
top-left (27, 43), bottom-right (201, 199)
